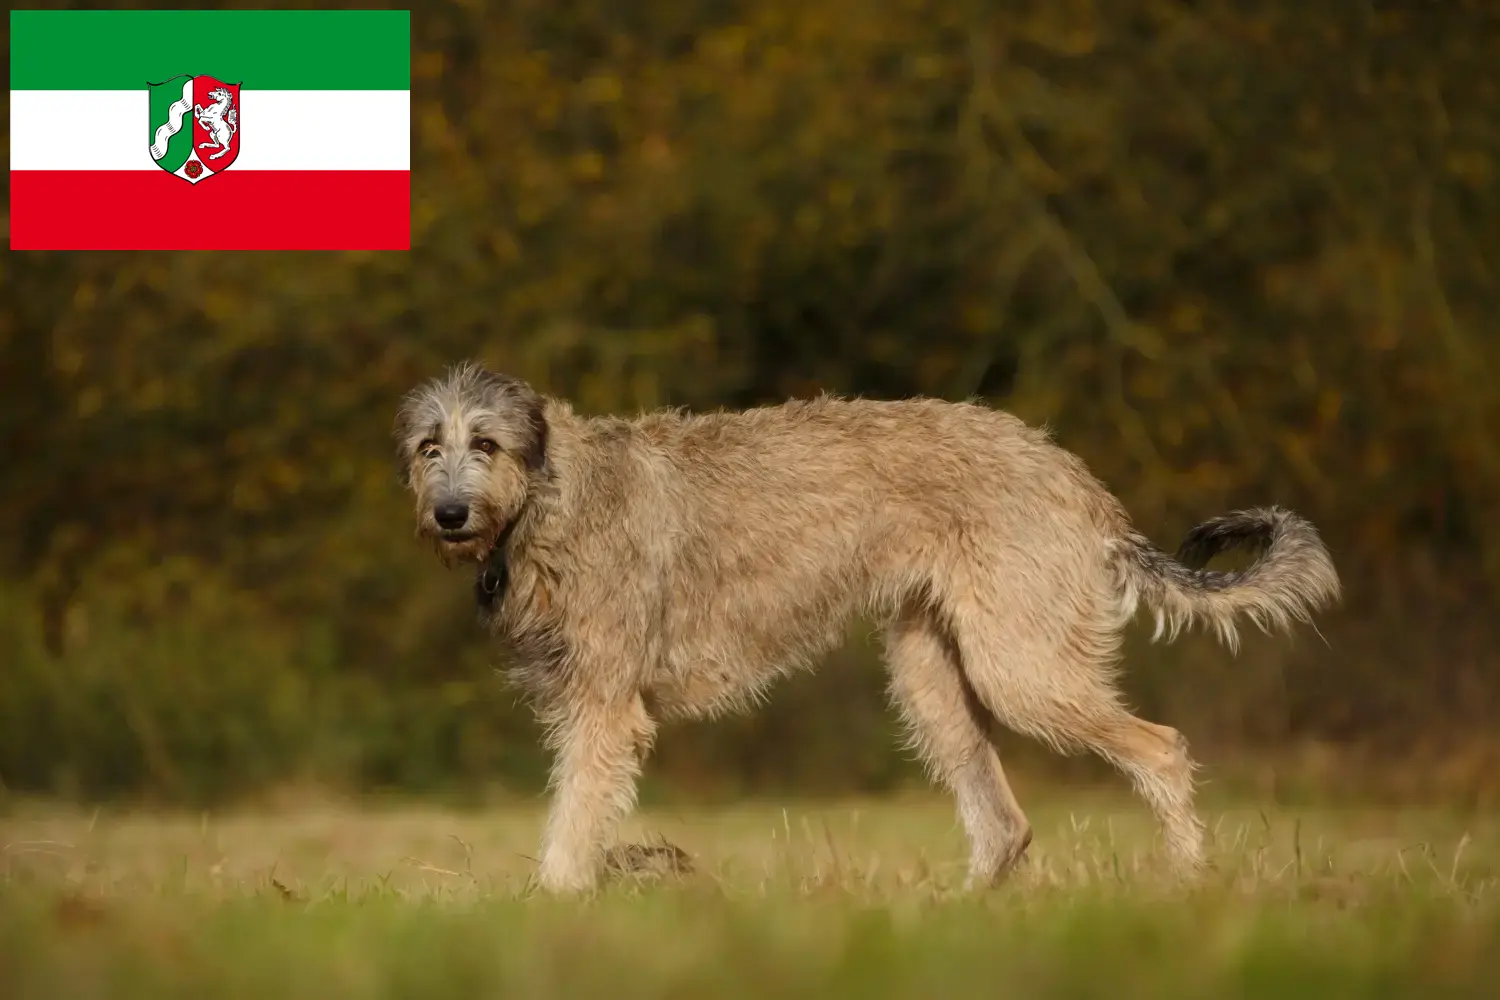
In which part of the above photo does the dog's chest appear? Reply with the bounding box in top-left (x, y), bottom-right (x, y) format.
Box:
top-left (476, 558), bottom-right (566, 668)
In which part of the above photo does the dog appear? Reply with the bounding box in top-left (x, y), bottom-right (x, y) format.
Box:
top-left (394, 362), bottom-right (1340, 892)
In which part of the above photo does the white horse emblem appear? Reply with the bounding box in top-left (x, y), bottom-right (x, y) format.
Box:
top-left (194, 86), bottom-right (238, 161)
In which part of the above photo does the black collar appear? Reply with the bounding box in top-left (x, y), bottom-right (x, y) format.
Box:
top-left (475, 519), bottom-right (516, 610)
top-left (475, 434), bottom-right (553, 611)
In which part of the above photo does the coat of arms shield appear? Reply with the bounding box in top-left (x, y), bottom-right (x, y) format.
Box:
top-left (147, 74), bottom-right (242, 184)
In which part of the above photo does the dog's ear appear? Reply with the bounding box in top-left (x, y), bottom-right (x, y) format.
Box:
top-left (392, 378), bottom-right (443, 489)
top-left (466, 366), bottom-right (548, 474)
top-left (392, 399), bottom-right (418, 487)
top-left (523, 398), bottom-right (549, 474)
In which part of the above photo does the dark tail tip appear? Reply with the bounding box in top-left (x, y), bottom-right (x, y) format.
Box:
top-left (1174, 507), bottom-right (1282, 570)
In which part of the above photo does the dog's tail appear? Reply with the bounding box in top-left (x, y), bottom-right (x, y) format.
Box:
top-left (1114, 506), bottom-right (1341, 652)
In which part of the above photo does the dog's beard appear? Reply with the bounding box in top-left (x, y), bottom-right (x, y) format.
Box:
top-left (431, 532), bottom-right (492, 568)
top-left (412, 505), bottom-right (496, 568)
top-left (418, 504), bottom-right (514, 569)
top-left (412, 482), bottom-right (525, 570)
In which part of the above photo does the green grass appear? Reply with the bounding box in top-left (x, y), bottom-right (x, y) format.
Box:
top-left (2, 790), bottom-right (1498, 997)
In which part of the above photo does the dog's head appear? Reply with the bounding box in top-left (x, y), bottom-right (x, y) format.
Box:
top-left (394, 362), bottom-right (549, 567)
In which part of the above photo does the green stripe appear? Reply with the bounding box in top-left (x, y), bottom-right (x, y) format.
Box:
top-left (10, 10), bottom-right (409, 90)
top-left (148, 76), bottom-right (194, 173)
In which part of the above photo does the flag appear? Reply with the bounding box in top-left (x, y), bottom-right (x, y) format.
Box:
top-left (9, 9), bottom-right (411, 251)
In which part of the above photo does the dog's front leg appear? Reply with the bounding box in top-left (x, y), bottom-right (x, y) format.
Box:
top-left (536, 692), bottom-right (655, 894)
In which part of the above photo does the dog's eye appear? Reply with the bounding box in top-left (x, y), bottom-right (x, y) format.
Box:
top-left (417, 439), bottom-right (439, 458)
top-left (473, 437), bottom-right (498, 455)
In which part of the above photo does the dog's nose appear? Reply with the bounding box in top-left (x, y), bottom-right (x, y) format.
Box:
top-left (434, 501), bottom-right (470, 530)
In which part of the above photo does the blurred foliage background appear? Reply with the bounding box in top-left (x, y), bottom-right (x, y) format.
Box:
top-left (3, 0), bottom-right (1498, 808)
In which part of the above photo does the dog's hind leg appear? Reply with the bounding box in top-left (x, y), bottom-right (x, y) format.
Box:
top-left (945, 596), bottom-right (1205, 875)
top-left (885, 606), bottom-right (1032, 888)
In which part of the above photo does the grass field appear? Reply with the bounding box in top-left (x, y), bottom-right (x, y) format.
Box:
top-left (2, 787), bottom-right (1497, 998)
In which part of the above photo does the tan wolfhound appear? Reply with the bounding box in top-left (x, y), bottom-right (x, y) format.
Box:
top-left (395, 363), bottom-right (1340, 893)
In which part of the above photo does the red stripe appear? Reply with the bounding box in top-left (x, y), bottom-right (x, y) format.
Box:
top-left (10, 170), bottom-right (410, 250)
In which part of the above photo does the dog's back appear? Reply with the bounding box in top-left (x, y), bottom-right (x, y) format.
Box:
top-left (595, 395), bottom-right (1133, 717)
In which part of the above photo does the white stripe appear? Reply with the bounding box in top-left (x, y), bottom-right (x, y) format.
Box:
top-left (10, 89), bottom-right (410, 171)
top-left (149, 79), bottom-right (194, 160)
